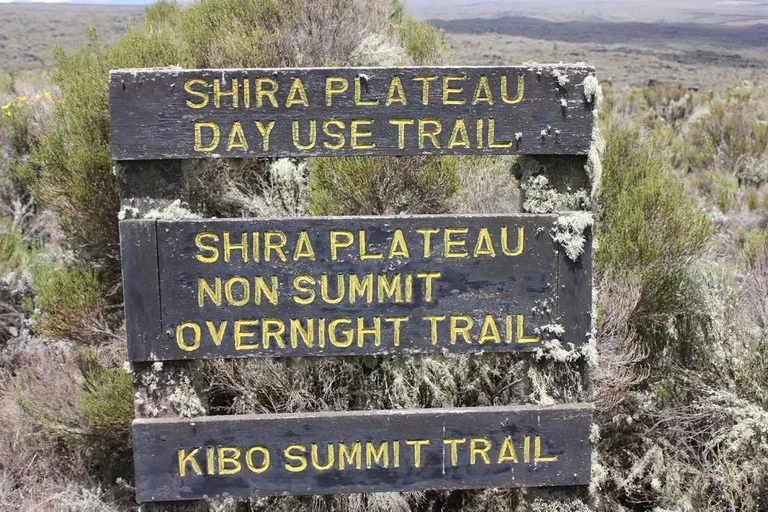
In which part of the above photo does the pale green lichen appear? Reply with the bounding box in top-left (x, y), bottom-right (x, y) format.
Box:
top-left (551, 68), bottom-right (570, 88)
top-left (169, 373), bottom-right (206, 418)
top-left (351, 33), bottom-right (408, 66)
top-left (117, 205), bottom-right (139, 221)
top-left (552, 211), bottom-right (594, 261)
top-left (521, 175), bottom-right (590, 214)
top-left (144, 199), bottom-right (202, 220)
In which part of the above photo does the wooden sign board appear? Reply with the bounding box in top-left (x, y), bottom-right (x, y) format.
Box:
top-left (133, 403), bottom-right (593, 502)
top-left (120, 214), bottom-right (591, 362)
top-left (109, 66), bottom-right (596, 160)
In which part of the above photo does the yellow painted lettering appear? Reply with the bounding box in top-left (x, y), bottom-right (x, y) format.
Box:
top-left (176, 322), bottom-right (200, 351)
top-left (321, 274), bottom-right (345, 304)
top-left (194, 121), bottom-right (220, 152)
top-left (386, 76), bottom-right (407, 105)
top-left (501, 74), bottom-right (524, 104)
top-left (351, 120), bottom-right (374, 149)
top-left (234, 319), bottom-right (259, 350)
top-left (292, 120), bottom-right (317, 150)
top-left (311, 443), bottom-right (335, 470)
top-left (214, 77), bottom-right (238, 108)
top-left (385, 316), bottom-right (409, 347)
top-left (185, 78), bottom-right (209, 108)
top-left (330, 231), bottom-right (354, 260)
top-left (366, 441), bottom-right (389, 468)
top-left (254, 120), bottom-right (275, 151)
top-left (293, 231), bottom-right (315, 261)
top-left (323, 120), bottom-right (346, 149)
top-left (416, 228), bottom-right (440, 257)
top-left (354, 76), bottom-right (379, 105)
top-left (501, 226), bottom-right (524, 256)
top-left (198, 277), bottom-right (222, 307)
top-left (293, 275), bottom-right (316, 305)
top-left (418, 118), bottom-right (441, 149)
top-left (223, 231), bottom-right (248, 263)
top-left (246, 446), bottom-right (270, 473)
top-left (359, 230), bottom-right (383, 259)
top-left (329, 317), bottom-right (353, 348)
top-left (284, 444), bottom-right (307, 472)
top-left (424, 315), bottom-right (445, 344)
top-left (448, 119), bottom-right (470, 148)
top-left (444, 228), bottom-right (468, 258)
top-left (206, 320), bottom-right (227, 346)
top-left (178, 447), bottom-right (201, 476)
top-left (262, 318), bottom-right (285, 349)
top-left (226, 121), bottom-right (248, 151)
top-left (442, 74), bottom-right (466, 105)
top-left (225, 276), bottom-right (249, 306)
top-left (264, 231), bottom-right (288, 262)
top-left (497, 437), bottom-right (519, 463)
top-left (443, 438), bottom-right (466, 466)
top-left (472, 75), bottom-right (493, 105)
top-left (450, 315), bottom-right (473, 344)
top-left (413, 75), bottom-right (437, 105)
top-left (218, 446), bottom-right (241, 475)
top-left (357, 316), bottom-right (381, 347)
top-left (389, 119), bottom-right (413, 149)
top-left (195, 232), bottom-right (219, 263)
top-left (473, 227), bottom-right (496, 257)
top-left (286, 77), bottom-right (308, 107)
top-left (325, 76), bottom-right (348, 106)
top-left (470, 437), bottom-right (492, 465)
top-left (255, 77), bottom-right (278, 107)
top-left (517, 315), bottom-right (539, 343)
top-left (339, 441), bottom-right (362, 470)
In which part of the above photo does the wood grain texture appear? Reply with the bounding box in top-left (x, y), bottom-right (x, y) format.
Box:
top-left (133, 403), bottom-right (593, 501)
top-left (121, 214), bottom-right (592, 361)
top-left (110, 66), bottom-right (596, 160)
top-left (120, 220), bottom-right (162, 361)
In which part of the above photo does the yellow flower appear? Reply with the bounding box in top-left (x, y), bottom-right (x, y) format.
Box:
top-left (6, 112), bottom-right (11, 117)
top-left (1, 102), bottom-right (12, 110)
top-left (44, 91), bottom-right (53, 101)
top-left (16, 96), bottom-right (26, 102)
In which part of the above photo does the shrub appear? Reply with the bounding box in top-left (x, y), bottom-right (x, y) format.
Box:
top-left (31, 263), bottom-right (112, 343)
top-left (0, 219), bottom-right (35, 276)
top-left (390, 0), bottom-right (450, 65)
top-left (76, 364), bottom-right (134, 478)
top-left (703, 170), bottom-right (740, 211)
top-left (309, 155), bottom-right (459, 215)
top-left (742, 227), bottom-right (767, 267)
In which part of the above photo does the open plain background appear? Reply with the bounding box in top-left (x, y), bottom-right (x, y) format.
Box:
top-left (1, 0), bottom-right (767, 88)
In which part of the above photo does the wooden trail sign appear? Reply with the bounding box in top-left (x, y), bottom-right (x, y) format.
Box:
top-left (109, 66), bottom-right (596, 160)
top-left (132, 403), bottom-right (593, 502)
top-left (120, 214), bottom-right (592, 362)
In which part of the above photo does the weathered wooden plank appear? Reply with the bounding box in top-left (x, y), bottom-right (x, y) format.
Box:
top-left (133, 403), bottom-right (593, 501)
top-left (110, 66), bottom-right (596, 160)
top-left (557, 225), bottom-right (593, 350)
top-left (120, 219), bottom-right (162, 362)
top-left (122, 214), bottom-right (593, 361)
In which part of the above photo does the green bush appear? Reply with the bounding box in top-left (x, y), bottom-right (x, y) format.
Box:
top-left (181, 0), bottom-right (281, 68)
top-left (32, 27), bottom-right (183, 276)
top-left (76, 364), bottom-right (134, 477)
top-left (31, 263), bottom-right (110, 342)
top-left (0, 218), bottom-right (36, 275)
top-left (597, 121), bottom-right (711, 358)
top-left (309, 155), bottom-right (459, 215)
top-left (742, 227), bottom-right (767, 267)
top-left (704, 170), bottom-right (740, 211)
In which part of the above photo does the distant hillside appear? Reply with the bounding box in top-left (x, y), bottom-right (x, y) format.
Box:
top-left (0, 3), bottom-right (143, 74)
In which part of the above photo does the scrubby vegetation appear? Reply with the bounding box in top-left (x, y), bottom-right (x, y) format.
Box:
top-left (0, 0), bottom-right (767, 511)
